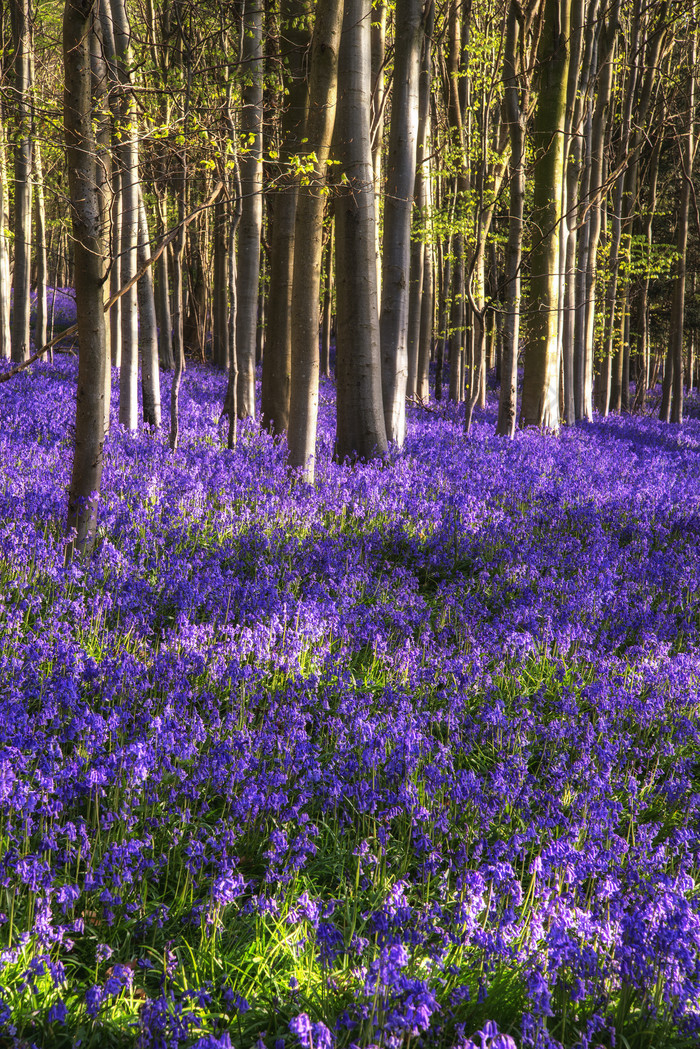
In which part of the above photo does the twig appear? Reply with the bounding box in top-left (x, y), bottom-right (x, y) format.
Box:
top-left (0, 182), bottom-right (224, 385)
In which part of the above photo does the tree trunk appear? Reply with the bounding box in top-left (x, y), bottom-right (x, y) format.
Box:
top-left (137, 189), bottom-right (161, 428)
top-left (496, 0), bottom-right (527, 438)
top-left (236, 0), bottom-right (264, 420)
top-left (406, 0), bottom-right (433, 404)
top-left (212, 195), bottom-right (229, 370)
top-left (261, 0), bottom-right (313, 435)
top-left (333, 0), bottom-right (388, 464)
top-left (371, 1), bottom-right (387, 313)
top-left (417, 241), bottom-right (434, 402)
top-left (11, 0), bottom-right (33, 364)
top-left (33, 141), bottom-right (48, 353)
top-left (64, 0), bottom-right (108, 561)
top-left (669, 26), bottom-right (697, 425)
top-left (0, 114), bottom-right (10, 360)
top-left (154, 192), bottom-right (174, 370)
top-left (321, 215), bottom-right (334, 379)
top-left (379, 0), bottom-right (424, 446)
top-left (90, 9), bottom-right (113, 429)
top-left (111, 0), bottom-right (139, 430)
top-left (520, 0), bottom-right (571, 430)
top-left (287, 0), bottom-right (343, 481)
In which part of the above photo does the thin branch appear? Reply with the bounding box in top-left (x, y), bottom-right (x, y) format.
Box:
top-left (0, 181), bottom-right (224, 385)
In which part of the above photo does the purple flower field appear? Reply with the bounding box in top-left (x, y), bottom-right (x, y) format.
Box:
top-left (1, 352), bottom-right (700, 1049)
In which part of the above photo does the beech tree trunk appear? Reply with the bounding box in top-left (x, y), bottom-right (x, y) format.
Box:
top-left (211, 193), bottom-right (228, 371)
top-left (287, 0), bottom-right (343, 481)
top-left (0, 116), bottom-right (10, 360)
top-left (11, 0), bottom-right (33, 364)
top-left (497, 0), bottom-right (528, 437)
top-left (333, 0), bottom-right (388, 464)
top-left (33, 141), bottom-right (48, 353)
top-left (236, 0), bottom-right (263, 420)
top-left (137, 189), bottom-right (161, 428)
top-left (520, 0), bottom-right (571, 430)
top-left (379, 0), bottom-right (424, 446)
top-left (64, 0), bottom-right (108, 561)
top-left (321, 217), bottom-right (334, 380)
top-left (261, 0), bottom-right (313, 435)
top-left (111, 0), bottom-right (139, 429)
top-left (154, 192), bottom-right (174, 370)
top-left (669, 25), bottom-right (697, 425)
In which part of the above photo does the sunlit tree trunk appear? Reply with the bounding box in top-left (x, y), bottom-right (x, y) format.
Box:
top-left (287, 0), bottom-right (343, 481)
top-left (333, 0), bottom-right (388, 464)
top-left (137, 189), bottom-right (161, 428)
top-left (64, 0), bottom-right (108, 561)
top-left (212, 194), bottom-right (229, 371)
top-left (321, 215), bottom-right (334, 380)
top-left (89, 9), bottom-right (112, 429)
top-left (236, 0), bottom-right (263, 420)
top-left (520, 0), bottom-right (571, 430)
top-left (577, 0), bottom-right (618, 420)
top-left (669, 23), bottom-right (697, 425)
top-left (33, 142), bottom-right (48, 354)
top-left (379, 0), bottom-right (424, 446)
top-left (109, 0), bottom-right (139, 429)
top-left (261, 0), bottom-right (313, 435)
top-left (371, 1), bottom-right (386, 312)
top-left (497, 0), bottom-right (530, 437)
top-left (11, 0), bottom-right (33, 364)
top-left (446, 1), bottom-right (467, 404)
top-left (154, 192), bottom-right (174, 370)
top-left (0, 116), bottom-right (10, 360)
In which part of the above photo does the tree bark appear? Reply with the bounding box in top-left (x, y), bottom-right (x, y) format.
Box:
top-left (137, 189), bottom-right (161, 428)
top-left (333, 0), bottom-right (388, 464)
top-left (64, 0), bottom-right (108, 561)
top-left (497, 0), bottom-right (528, 437)
top-left (261, 0), bottom-right (313, 435)
top-left (11, 0), bottom-right (33, 364)
top-left (321, 216), bottom-right (334, 380)
top-left (379, 0), bottom-right (424, 446)
top-left (236, 0), bottom-right (264, 419)
top-left (520, 0), bottom-right (571, 430)
top-left (0, 115), bottom-right (10, 360)
top-left (286, 0), bottom-right (343, 481)
top-left (669, 24), bottom-right (697, 425)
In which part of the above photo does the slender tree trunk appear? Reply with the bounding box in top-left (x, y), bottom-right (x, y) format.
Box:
top-left (154, 192), bottom-right (174, 370)
top-left (169, 7), bottom-right (189, 451)
top-left (0, 115), bottom-right (10, 360)
top-left (33, 142), bottom-right (48, 353)
top-left (497, 0), bottom-right (527, 437)
top-left (321, 215), bottom-right (334, 379)
top-left (236, 0), bottom-right (264, 419)
top-left (371, 1), bottom-right (387, 313)
top-left (379, 0), bottom-right (424, 446)
top-left (137, 189), bottom-right (161, 428)
top-left (333, 0), bottom-right (388, 464)
top-left (520, 0), bottom-right (571, 430)
top-left (406, 0), bottom-right (433, 404)
top-left (669, 26), bottom-right (697, 424)
top-left (580, 0), bottom-right (617, 418)
top-left (287, 0), bottom-right (343, 481)
top-left (90, 9), bottom-right (112, 430)
top-left (64, 0), bottom-right (107, 561)
top-left (110, 0), bottom-right (139, 428)
top-left (212, 195), bottom-right (228, 370)
top-left (261, 0), bottom-right (313, 435)
top-left (417, 240), bottom-right (433, 401)
top-left (11, 0), bottom-right (33, 364)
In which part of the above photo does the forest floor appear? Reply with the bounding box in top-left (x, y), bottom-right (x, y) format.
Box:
top-left (1, 353), bottom-right (700, 1049)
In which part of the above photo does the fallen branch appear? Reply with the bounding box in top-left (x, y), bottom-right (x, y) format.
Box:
top-left (0, 181), bottom-right (224, 385)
